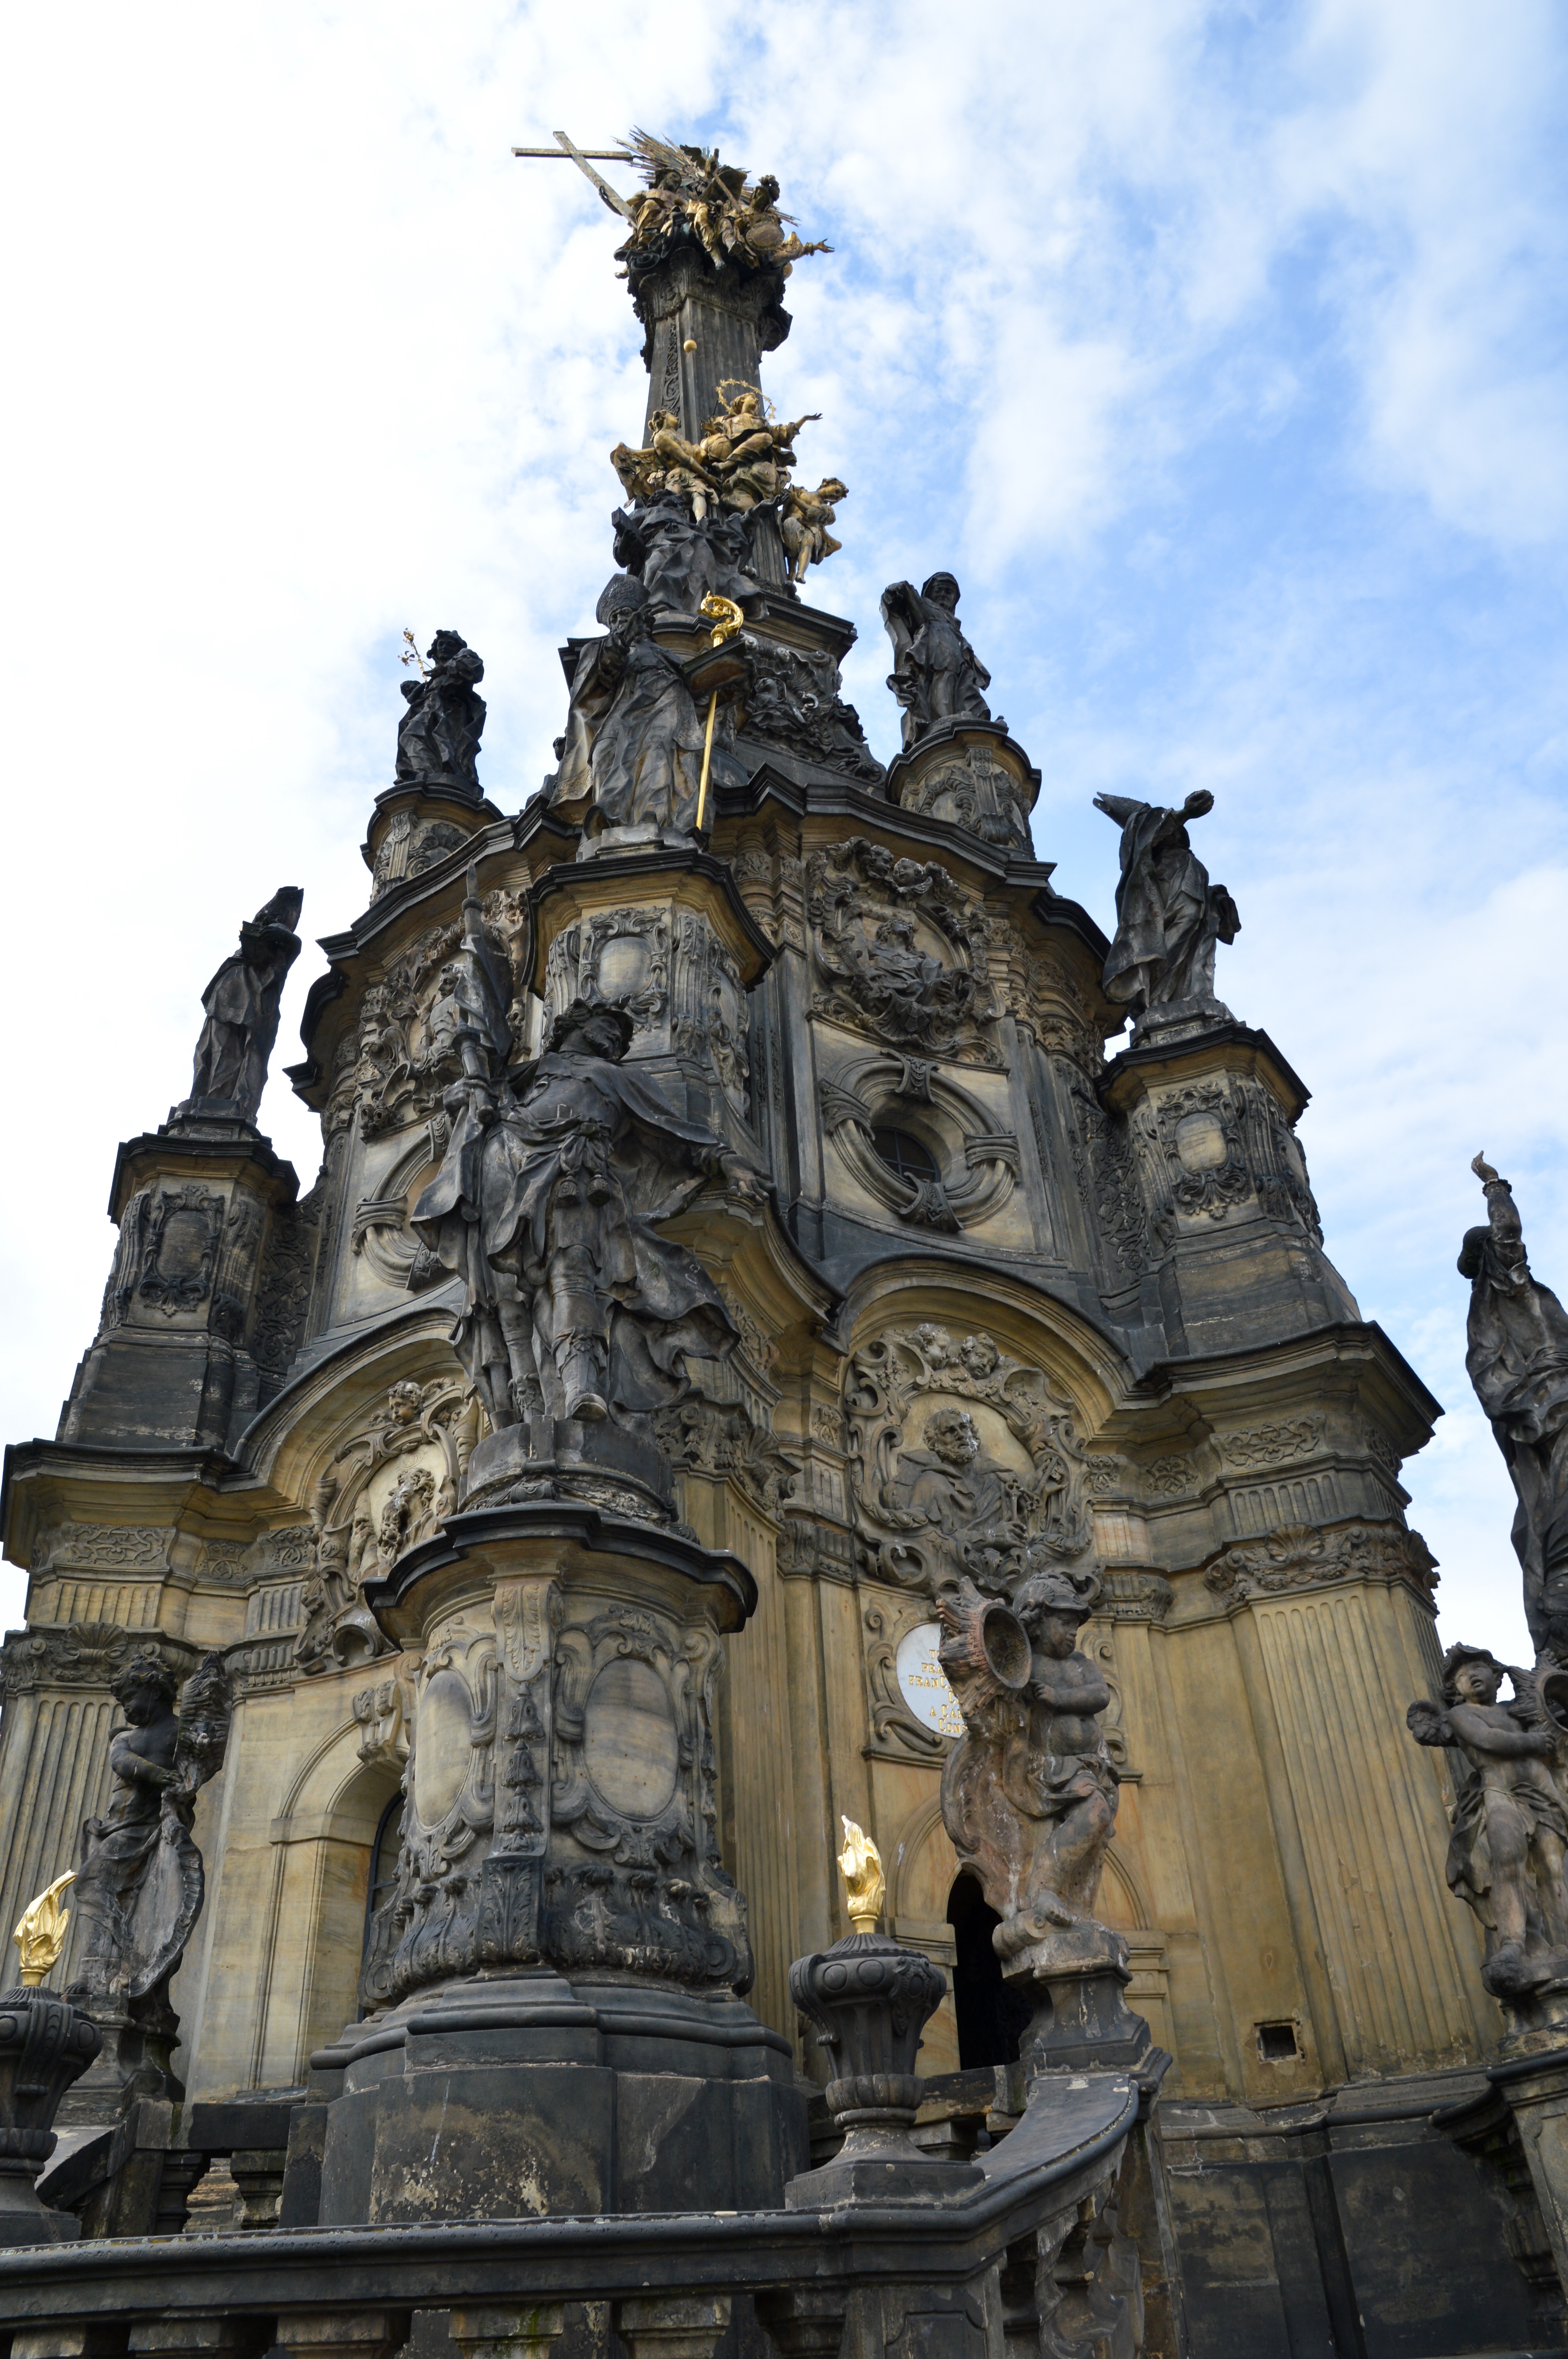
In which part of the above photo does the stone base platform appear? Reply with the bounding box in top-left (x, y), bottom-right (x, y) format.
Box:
top-left (307, 1971), bottom-right (807, 2225)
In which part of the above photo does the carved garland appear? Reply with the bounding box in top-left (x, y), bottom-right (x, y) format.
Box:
top-left (297, 1379), bottom-right (480, 1676)
top-left (1204, 1519), bottom-right (1438, 1603)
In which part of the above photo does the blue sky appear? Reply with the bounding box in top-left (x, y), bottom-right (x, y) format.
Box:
top-left (2, 0), bottom-right (1564, 1659)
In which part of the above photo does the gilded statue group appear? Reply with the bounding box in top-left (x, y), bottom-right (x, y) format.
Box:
top-left (612, 129), bottom-right (833, 280)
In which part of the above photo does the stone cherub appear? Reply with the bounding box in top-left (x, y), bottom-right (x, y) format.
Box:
top-left (881, 574), bottom-right (996, 752)
top-left (183, 887), bottom-right (304, 1124)
top-left (1462, 1156), bottom-right (1568, 1660)
top-left (938, 1565), bottom-right (1122, 1976)
top-left (69, 1651), bottom-right (232, 2059)
top-left (1094, 789), bottom-right (1240, 1024)
top-left (396, 630), bottom-right (486, 792)
top-left (1408, 1644), bottom-right (1568, 2003)
top-left (551, 574), bottom-right (747, 848)
top-left (413, 995), bottom-right (764, 1435)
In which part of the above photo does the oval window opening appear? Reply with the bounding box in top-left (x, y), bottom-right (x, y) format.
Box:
top-left (871, 1127), bottom-right (939, 1184)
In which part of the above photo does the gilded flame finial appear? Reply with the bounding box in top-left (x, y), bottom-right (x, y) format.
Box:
top-left (12, 1871), bottom-right (75, 1988)
top-left (837, 1816), bottom-right (884, 1935)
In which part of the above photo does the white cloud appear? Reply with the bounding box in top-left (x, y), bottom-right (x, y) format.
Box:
top-left (1, 0), bottom-right (1565, 1672)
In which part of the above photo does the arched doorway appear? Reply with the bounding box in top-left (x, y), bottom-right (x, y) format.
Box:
top-left (947, 1872), bottom-right (1032, 2069)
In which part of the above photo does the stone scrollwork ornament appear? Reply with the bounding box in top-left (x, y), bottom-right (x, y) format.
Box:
top-left (298, 1378), bottom-right (479, 1674)
top-left (846, 1324), bottom-right (1093, 1598)
top-left (807, 839), bottom-right (1001, 1065)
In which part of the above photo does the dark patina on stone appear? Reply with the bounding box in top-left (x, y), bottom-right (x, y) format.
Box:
top-left (0, 1986), bottom-right (102, 2245)
top-left (786, 1930), bottom-right (980, 2205)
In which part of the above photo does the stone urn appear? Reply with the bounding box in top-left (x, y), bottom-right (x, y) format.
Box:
top-left (0, 1984), bottom-right (103, 2243)
top-left (787, 1932), bottom-right (980, 2204)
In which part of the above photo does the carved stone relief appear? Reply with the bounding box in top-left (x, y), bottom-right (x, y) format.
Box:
top-left (544, 906), bottom-right (751, 1118)
top-left (1068, 1084), bottom-right (1153, 1281)
top-left (807, 840), bottom-right (1002, 1066)
top-left (846, 1324), bottom-right (1093, 1598)
top-left (1157, 1083), bottom-right (1252, 1221)
top-left (325, 891), bottom-right (526, 1144)
top-left (739, 638), bottom-right (885, 783)
top-left (0, 1622), bottom-right (200, 1697)
top-left (898, 742), bottom-right (1029, 850)
top-left (1205, 1519), bottom-right (1438, 1603)
top-left (370, 810), bottom-right (475, 902)
top-left (546, 908), bottom-right (670, 1031)
top-left (820, 1053), bottom-right (1019, 1234)
top-left (362, 1586), bottom-right (751, 2008)
top-left (350, 1122), bottom-right (450, 1296)
top-left (34, 1525), bottom-right (171, 1573)
top-left (1143, 1455), bottom-right (1198, 1501)
top-left (136, 1185), bottom-right (226, 1315)
top-left (352, 1662), bottom-right (418, 1768)
top-left (298, 1379), bottom-right (480, 1675)
top-left (653, 1390), bottom-right (795, 1518)
top-left (1219, 1418), bottom-right (1321, 1470)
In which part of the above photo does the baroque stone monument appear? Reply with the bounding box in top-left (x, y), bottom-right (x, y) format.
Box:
top-left (0, 123), bottom-right (1556, 2357)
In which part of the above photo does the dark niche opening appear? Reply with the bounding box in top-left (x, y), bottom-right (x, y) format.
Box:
top-left (871, 1126), bottom-right (940, 1185)
top-left (362, 1794), bottom-right (403, 1968)
top-left (948, 1871), bottom-right (1032, 2069)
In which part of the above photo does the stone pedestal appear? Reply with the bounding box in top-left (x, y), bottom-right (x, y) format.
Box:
top-left (361, 782), bottom-right (500, 905)
top-left (1485, 2047), bottom-right (1568, 2309)
top-left (57, 1116), bottom-right (299, 1451)
top-left (527, 846), bottom-right (774, 1154)
top-left (1097, 1018), bottom-right (1359, 1352)
top-left (1004, 1943), bottom-right (1156, 2077)
top-left (319, 1496), bottom-right (804, 2221)
top-left (54, 1987), bottom-right (182, 2126)
top-left (785, 1930), bottom-right (981, 2207)
top-left (883, 720), bottom-right (1039, 854)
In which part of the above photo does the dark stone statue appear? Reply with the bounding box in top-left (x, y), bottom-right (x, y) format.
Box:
top-left (1462, 1157), bottom-right (1568, 1656)
top-left (1094, 790), bottom-right (1240, 1022)
top-left (937, 1567), bottom-right (1147, 2069)
top-left (396, 630), bottom-right (486, 792)
top-left (69, 1650), bottom-right (232, 2103)
top-left (612, 496), bottom-right (762, 620)
top-left (183, 887), bottom-right (303, 1123)
top-left (881, 574), bottom-right (995, 751)
top-left (414, 993), bottom-right (764, 1435)
top-left (1408, 1646), bottom-right (1568, 2005)
top-left (551, 575), bottom-right (746, 847)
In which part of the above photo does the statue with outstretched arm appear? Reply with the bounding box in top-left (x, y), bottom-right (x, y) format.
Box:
top-left (1094, 789), bottom-right (1240, 1019)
